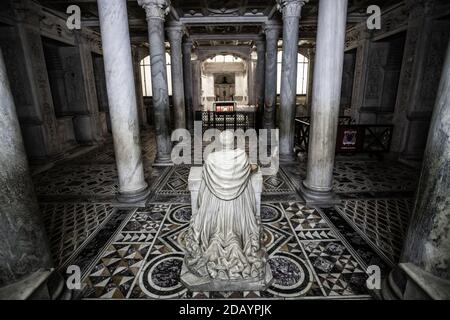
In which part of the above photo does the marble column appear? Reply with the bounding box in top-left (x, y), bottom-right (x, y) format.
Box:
top-left (278, 0), bottom-right (307, 161)
top-left (138, 0), bottom-right (173, 165)
top-left (132, 46), bottom-right (148, 128)
top-left (263, 22), bottom-right (281, 129)
top-left (300, 0), bottom-right (348, 204)
top-left (255, 37), bottom-right (266, 129)
top-left (98, 0), bottom-right (149, 202)
top-left (191, 57), bottom-right (202, 113)
top-left (0, 48), bottom-right (53, 290)
top-left (167, 23), bottom-right (186, 129)
top-left (305, 47), bottom-right (315, 115)
top-left (183, 39), bottom-right (194, 130)
top-left (384, 41), bottom-right (450, 300)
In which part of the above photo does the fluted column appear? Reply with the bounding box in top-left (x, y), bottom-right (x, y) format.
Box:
top-left (0, 48), bottom-right (53, 290)
top-left (138, 0), bottom-right (173, 165)
top-left (278, 0), bottom-right (307, 160)
top-left (383, 41), bottom-right (450, 300)
top-left (183, 39), bottom-right (194, 131)
top-left (98, 0), bottom-right (149, 202)
top-left (263, 22), bottom-right (281, 129)
top-left (300, 0), bottom-right (348, 204)
top-left (167, 23), bottom-right (186, 129)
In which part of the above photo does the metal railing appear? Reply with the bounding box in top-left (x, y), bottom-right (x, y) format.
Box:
top-left (195, 111), bottom-right (256, 133)
top-left (295, 117), bottom-right (394, 155)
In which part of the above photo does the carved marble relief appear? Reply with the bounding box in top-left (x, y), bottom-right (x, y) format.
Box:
top-left (363, 43), bottom-right (389, 107)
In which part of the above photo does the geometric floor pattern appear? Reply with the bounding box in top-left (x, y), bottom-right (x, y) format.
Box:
top-left (155, 165), bottom-right (297, 196)
top-left (34, 164), bottom-right (119, 199)
top-left (39, 202), bottom-right (116, 268)
top-left (33, 130), bottom-right (156, 201)
top-left (335, 198), bottom-right (414, 265)
top-left (81, 203), bottom-right (373, 300)
top-left (29, 129), bottom-right (421, 300)
top-left (283, 159), bottom-right (419, 195)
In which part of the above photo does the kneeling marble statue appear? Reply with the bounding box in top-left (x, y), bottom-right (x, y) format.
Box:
top-left (181, 131), bottom-right (273, 291)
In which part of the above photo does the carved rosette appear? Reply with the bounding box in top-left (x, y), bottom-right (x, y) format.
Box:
top-left (138, 0), bottom-right (171, 21)
top-left (277, 0), bottom-right (308, 18)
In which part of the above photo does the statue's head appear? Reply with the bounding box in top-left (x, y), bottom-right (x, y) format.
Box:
top-left (219, 131), bottom-right (234, 150)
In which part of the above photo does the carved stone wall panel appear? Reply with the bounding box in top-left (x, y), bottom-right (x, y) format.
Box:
top-left (39, 10), bottom-right (76, 46)
top-left (390, 20), bottom-right (421, 154)
top-left (371, 4), bottom-right (409, 41)
top-left (350, 40), bottom-right (369, 122)
top-left (25, 23), bottom-right (61, 156)
top-left (363, 43), bottom-right (389, 108)
top-left (59, 47), bottom-right (86, 114)
top-left (77, 33), bottom-right (102, 142)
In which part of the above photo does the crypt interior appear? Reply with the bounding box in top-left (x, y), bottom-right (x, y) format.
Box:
top-left (0, 0), bottom-right (449, 300)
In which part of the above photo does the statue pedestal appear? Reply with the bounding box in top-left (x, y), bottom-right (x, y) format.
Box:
top-left (180, 263), bottom-right (273, 292)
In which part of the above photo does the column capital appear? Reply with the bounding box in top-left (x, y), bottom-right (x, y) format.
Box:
top-left (277, 0), bottom-right (308, 18)
top-left (138, 0), bottom-right (171, 21)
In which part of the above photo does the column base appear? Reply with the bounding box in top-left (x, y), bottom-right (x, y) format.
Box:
top-left (299, 182), bottom-right (340, 207)
top-left (153, 155), bottom-right (174, 167)
top-left (382, 263), bottom-right (450, 300)
top-left (117, 185), bottom-right (151, 204)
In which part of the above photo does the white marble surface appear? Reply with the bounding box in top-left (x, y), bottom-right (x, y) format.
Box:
top-left (279, 0), bottom-right (306, 159)
top-left (303, 0), bottom-right (348, 197)
top-left (98, 0), bottom-right (148, 197)
top-left (139, 0), bottom-right (173, 165)
top-left (183, 132), bottom-right (271, 290)
top-left (0, 48), bottom-right (52, 287)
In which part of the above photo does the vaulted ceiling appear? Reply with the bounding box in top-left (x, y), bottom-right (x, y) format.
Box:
top-left (37, 0), bottom-right (402, 47)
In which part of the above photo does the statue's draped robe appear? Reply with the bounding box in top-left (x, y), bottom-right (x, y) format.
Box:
top-left (185, 148), bottom-right (266, 280)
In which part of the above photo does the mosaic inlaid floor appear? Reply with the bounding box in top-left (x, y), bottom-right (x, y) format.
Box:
top-left (39, 202), bottom-right (116, 268)
top-left (154, 165), bottom-right (297, 197)
top-left (283, 159), bottom-right (419, 196)
top-left (33, 130), bottom-right (156, 201)
top-left (335, 198), bottom-right (414, 265)
top-left (29, 130), bottom-right (422, 300)
top-left (81, 202), bottom-right (377, 300)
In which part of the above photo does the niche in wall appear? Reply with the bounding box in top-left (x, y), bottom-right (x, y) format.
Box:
top-left (340, 49), bottom-right (357, 116)
top-left (362, 32), bottom-right (406, 114)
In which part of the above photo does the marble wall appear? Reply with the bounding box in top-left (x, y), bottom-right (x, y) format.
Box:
top-left (344, 0), bottom-right (450, 160)
top-left (0, 0), bottom-right (110, 164)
